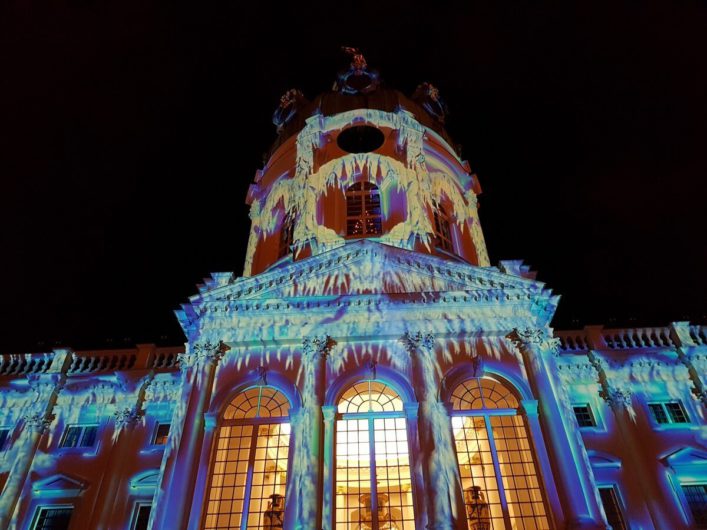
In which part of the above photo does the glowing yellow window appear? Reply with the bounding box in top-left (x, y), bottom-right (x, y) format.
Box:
top-left (203, 386), bottom-right (291, 530)
top-left (335, 380), bottom-right (415, 530)
top-left (451, 377), bottom-right (551, 530)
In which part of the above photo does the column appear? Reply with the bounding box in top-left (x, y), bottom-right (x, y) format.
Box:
top-left (90, 373), bottom-right (154, 529)
top-left (508, 328), bottom-right (606, 530)
top-left (0, 349), bottom-right (71, 530)
top-left (286, 335), bottom-right (333, 530)
top-left (151, 340), bottom-right (229, 530)
top-left (187, 412), bottom-right (219, 530)
top-left (670, 321), bottom-right (707, 408)
top-left (587, 350), bottom-right (674, 529)
top-left (404, 402), bottom-right (429, 530)
top-left (401, 332), bottom-right (466, 530)
top-left (520, 399), bottom-right (564, 530)
top-left (320, 405), bottom-right (337, 530)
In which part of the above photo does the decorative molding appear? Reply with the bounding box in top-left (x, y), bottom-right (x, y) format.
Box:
top-left (22, 412), bottom-right (54, 434)
top-left (113, 407), bottom-right (144, 429)
top-left (400, 331), bottom-right (435, 355)
top-left (178, 340), bottom-right (230, 371)
top-left (507, 328), bottom-right (560, 356)
top-left (302, 335), bottom-right (336, 360)
top-left (600, 387), bottom-right (633, 410)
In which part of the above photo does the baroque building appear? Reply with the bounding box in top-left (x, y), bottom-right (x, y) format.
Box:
top-left (1, 51), bottom-right (706, 530)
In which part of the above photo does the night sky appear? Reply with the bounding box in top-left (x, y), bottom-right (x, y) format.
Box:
top-left (3, 2), bottom-right (706, 353)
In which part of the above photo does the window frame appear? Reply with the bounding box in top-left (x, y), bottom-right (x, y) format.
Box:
top-left (432, 199), bottom-right (454, 253)
top-left (130, 501), bottom-right (153, 530)
top-left (449, 376), bottom-right (552, 530)
top-left (202, 385), bottom-right (292, 530)
top-left (59, 424), bottom-right (99, 450)
top-left (30, 505), bottom-right (74, 530)
top-left (572, 403), bottom-right (597, 428)
top-left (345, 181), bottom-right (383, 238)
top-left (334, 379), bottom-right (416, 530)
top-left (151, 422), bottom-right (171, 446)
top-left (647, 400), bottom-right (691, 427)
top-left (597, 484), bottom-right (628, 530)
top-left (0, 427), bottom-right (11, 451)
top-left (681, 483), bottom-right (707, 528)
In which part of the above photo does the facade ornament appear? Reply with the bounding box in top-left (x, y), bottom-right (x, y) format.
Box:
top-left (302, 335), bottom-right (336, 360)
top-left (113, 407), bottom-right (144, 429)
top-left (400, 331), bottom-right (435, 355)
top-left (178, 340), bottom-right (231, 371)
top-left (507, 328), bottom-right (561, 356)
top-left (600, 387), bottom-right (633, 410)
top-left (366, 360), bottom-right (377, 380)
top-left (22, 412), bottom-right (54, 434)
top-left (255, 366), bottom-right (269, 386)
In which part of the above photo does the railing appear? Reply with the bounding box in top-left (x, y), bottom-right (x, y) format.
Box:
top-left (0, 353), bottom-right (54, 376)
top-left (68, 352), bottom-right (137, 374)
top-left (554, 324), bottom-right (707, 353)
top-left (555, 331), bottom-right (590, 352)
top-left (602, 327), bottom-right (675, 350)
top-left (689, 325), bottom-right (707, 346)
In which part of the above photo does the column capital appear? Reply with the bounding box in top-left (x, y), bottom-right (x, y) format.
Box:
top-left (204, 412), bottom-right (218, 432)
top-left (507, 328), bottom-right (560, 356)
top-left (599, 386), bottom-right (633, 410)
top-left (403, 402), bottom-right (419, 420)
top-left (22, 412), bottom-right (54, 434)
top-left (520, 399), bottom-right (539, 417)
top-left (178, 340), bottom-right (230, 371)
top-left (113, 407), bottom-right (144, 430)
top-left (321, 405), bottom-right (337, 423)
top-left (302, 335), bottom-right (336, 360)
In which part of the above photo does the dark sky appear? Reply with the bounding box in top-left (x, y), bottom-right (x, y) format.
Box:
top-left (2, 2), bottom-right (706, 353)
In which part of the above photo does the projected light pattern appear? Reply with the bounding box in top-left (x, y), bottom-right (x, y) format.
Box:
top-left (335, 381), bottom-right (415, 529)
top-left (452, 377), bottom-right (550, 530)
top-left (204, 386), bottom-right (291, 530)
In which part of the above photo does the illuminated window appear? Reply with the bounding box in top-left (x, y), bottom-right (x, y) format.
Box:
top-left (203, 386), bottom-right (291, 530)
top-left (0, 428), bottom-right (10, 450)
top-left (60, 424), bottom-right (98, 448)
top-left (683, 484), bottom-right (707, 527)
top-left (335, 380), bottom-right (415, 530)
top-left (277, 213), bottom-right (294, 259)
top-left (152, 422), bottom-right (170, 446)
top-left (131, 503), bottom-right (152, 530)
top-left (451, 377), bottom-right (551, 530)
top-left (598, 486), bottom-right (627, 530)
top-left (648, 401), bottom-right (690, 424)
top-left (31, 506), bottom-right (73, 530)
top-left (573, 405), bottom-right (596, 427)
top-left (432, 200), bottom-right (453, 252)
top-left (346, 182), bottom-right (382, 237)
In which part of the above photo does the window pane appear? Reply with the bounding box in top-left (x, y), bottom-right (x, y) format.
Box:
top-left (683, 484), bottom-right (707, 527)
top-left (81, 426), bottom-right (98, 447)
top-left (61, 427), bottom-right (81, 448)
top-left (648, 403), bottom-right (669, 424)
top-left (154, 423), bottom-right (171, 445)
top-left (598, 487), bottom-right (627, 530)
top-left (0, 428), bottom-right (10, 450)
top-left (573, 405), bottom-right (595, 427)
top-left (133, 504), bottom-right (151, 530)
top-left (33, 507), bottom-right (73, 530)
top-left (665, 402), bottom-right (689, 423)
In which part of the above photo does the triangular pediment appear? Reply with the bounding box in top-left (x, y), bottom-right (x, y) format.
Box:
top-left (194, 240), bottom-right (544, 302)
top-left (663, 446), bottom-right (707, 468)
top-left (33, 474), bottom-right (86, 497)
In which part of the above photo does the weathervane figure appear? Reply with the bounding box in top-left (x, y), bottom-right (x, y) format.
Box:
top-left (341, 46), bottom-right (367, 71)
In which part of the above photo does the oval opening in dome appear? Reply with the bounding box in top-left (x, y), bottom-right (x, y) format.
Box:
top-left (337, 126), bottom-right (385, 154)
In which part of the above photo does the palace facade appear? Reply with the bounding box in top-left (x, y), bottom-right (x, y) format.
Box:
top-left (1, 53), bottom-right (706, 530)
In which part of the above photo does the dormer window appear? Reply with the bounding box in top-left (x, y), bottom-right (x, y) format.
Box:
top-left (346, 182), bottom-right (382, 237)
top-left (433, 200), bottom-right (453, 252)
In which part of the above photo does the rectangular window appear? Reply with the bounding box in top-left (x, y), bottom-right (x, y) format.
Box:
top-left (60, 425), bottom-right (98, 448)
top-left (683, 484), bottom-right (707, 528)
top-left (152, 423), bottom-right (170, 445)
top-left (132, 503), bottom-right (152, 530)
top-left (0, 428), bottom-right (10, 450)
top-left (598, 487), bottom-right (627, 530)
top-left (648, 402), bottom-right (690, 425)
top-left (573, 405), bottom-right (596, 427)
top-left (32, 506), bottom-right (73, 530)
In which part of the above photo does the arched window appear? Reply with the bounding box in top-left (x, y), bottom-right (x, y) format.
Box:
top-left (346, 182), bottom-right (382, 237)
top-left (451, 377), bottom-right (551, 530)
top-left (277, 213), bottom-right (294, 259)
top-left (335, 380), bottom-right (415, 529)
top-left (203, 386), bottom-right (291, 530)
top-left (432, 200), bottom-right (453, 252)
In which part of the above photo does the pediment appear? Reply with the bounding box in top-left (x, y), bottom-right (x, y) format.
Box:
top-left (663, 447), bottom-right (707, 468)
top-left (587, 451), bottom-right (621, 469)
top-left (33, 474), bottom-right (86, 498)
top-left (194, 240), bottom-right (543, 302)
top-left (130, 470), bottom-right (160, 491)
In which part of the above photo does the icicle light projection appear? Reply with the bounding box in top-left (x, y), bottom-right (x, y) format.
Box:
top-left (335, 380), bottom-right (415, 530)
top-left (244, 109), bottom-right (490, 276)
top-left (203, 386), bottom-right (291, 530)
top-left (450, 377), bottom-right (551, 530)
